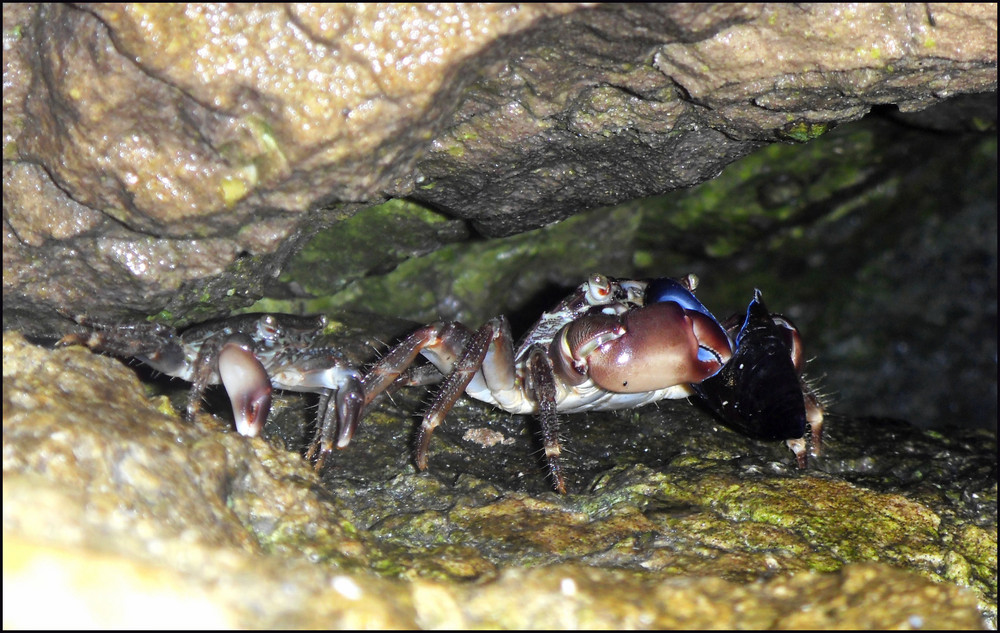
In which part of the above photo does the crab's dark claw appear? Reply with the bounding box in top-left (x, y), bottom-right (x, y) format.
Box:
top-left (218, 340), bottom-right (272, 437)
top-left (694, 290), bottom-right (812, 464)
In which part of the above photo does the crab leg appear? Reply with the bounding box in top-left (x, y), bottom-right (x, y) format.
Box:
top-left (772, 313), bottom-right (826, 459)
top-left (361, 322), bottom-right (472, 406)
top-left (186, 331), bottom-right (232, 422)
top-left (805, 386), bottom-right (825, 458)
top-left (306, 375), bottom-right (364, 470)
top-left (395, 364), bottom-right (448, 387)
top-left (307, 391), bottom-right (335, 462)
top-left (58, 318), bottom-right (184, 361)
top-left (414, 318), bottom-right (507, 470)
top-left (360, 318), bottom-right (518, 473)
top-left (526, 345), bottom-right (565, 494)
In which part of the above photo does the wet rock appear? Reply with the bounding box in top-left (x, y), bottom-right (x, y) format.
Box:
top-left (4, 332), bottom-right (994, 627)
top-left (2, 4), bottom-right (997, 628)
top-left (3, 4), bottom-right (996, 330)
top-left (424, 563), bottom-right (984, 629)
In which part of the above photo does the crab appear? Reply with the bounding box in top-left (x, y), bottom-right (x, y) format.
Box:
top-left (359, 273), bottom-right (757, 493)
top-left (59, 313), bottom-right (364, 468)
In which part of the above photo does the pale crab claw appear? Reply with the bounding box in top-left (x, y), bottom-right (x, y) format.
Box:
top-left (269, 357), bottom-right (364, 448)
top-left (333, 381), bottom-right (364, 448)
top-left (218, 338), bottom-right (272, 437)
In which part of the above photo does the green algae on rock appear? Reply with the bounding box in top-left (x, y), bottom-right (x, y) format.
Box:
top-left (4, 330), bottom-right (995, 627)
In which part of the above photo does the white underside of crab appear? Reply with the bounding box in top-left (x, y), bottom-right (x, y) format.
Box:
top-left (270, 364), bottom-right (362, 393)
top-left (465, 371), bottom-right (695, 415)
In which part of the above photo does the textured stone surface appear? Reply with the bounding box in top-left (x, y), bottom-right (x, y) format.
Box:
top-left (3, 4), bottom-right (997, 628)
top-left (3, 3), bottom-right (996, 331)
top-left (3, 332), bottom-right (995, 627)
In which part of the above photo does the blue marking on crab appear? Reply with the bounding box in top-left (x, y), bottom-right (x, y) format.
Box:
top-left (645, 276), bottom-right (718, 321)
top-left (643, 276), bottom-right (729, 368)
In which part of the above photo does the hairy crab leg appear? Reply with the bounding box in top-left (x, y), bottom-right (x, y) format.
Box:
top-left (306, 375), bottom-right (365, 470)
top-left (306, 391), bottom-right (335, 463)
top-left (774, 313), bottom-right (826, 460)
top-left (396, 364), bottom-right (448, 387)
top-left (414, 318), bottom-right (504, 470)
top-left (361, 323), bottom-right (471, 407)
top-left (186, 331), bottom-right (230, 422)
top-left (526, 345), bottom-right (565, 494)
top-left (805, 387), bottom-right (825, 458)
top-left (58, 317), bottom-right (181, 359)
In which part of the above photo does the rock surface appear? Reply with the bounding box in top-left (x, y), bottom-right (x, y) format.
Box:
top-left (3, 3), bottom-right (997, 629)
top-left (4, 3), bottom-right (996, 330)
top-left (3, 332), bottom-right (995, 628)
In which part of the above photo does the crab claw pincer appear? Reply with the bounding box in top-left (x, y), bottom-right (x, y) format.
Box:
top-left (269, 354), bottom-right (364, 450)
top-left (557, 300), bottom-right (733, 393)
top-left (694, 290), bottom-right (811, 462)
top-left (218, 338), bottom-right (272, 437)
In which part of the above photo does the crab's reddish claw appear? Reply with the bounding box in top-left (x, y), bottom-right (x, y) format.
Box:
top-left (359, 280), bottom-right (736, 493)
top-left (555, 302), bottom-right (732, 393)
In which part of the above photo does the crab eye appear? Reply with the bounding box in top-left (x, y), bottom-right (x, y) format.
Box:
top-left (257, 315), bottom-right (283, 340)
top-left (586, 273), bottom-right (611, 303)
top-left (681, 273), bottom-right (700, 292)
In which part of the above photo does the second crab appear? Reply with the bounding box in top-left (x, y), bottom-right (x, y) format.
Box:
top-left (60, 312), bottom-right (364, 469)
